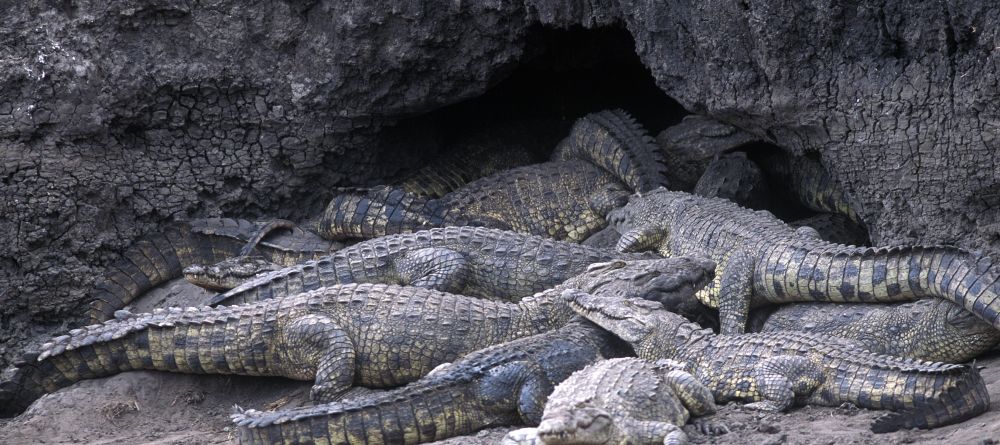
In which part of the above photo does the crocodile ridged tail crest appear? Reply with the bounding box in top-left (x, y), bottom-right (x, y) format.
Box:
top-left (869, 364), bottom-right (990, 433)
top-left (553, 109), bottom-right (667, 193)
top-left (317, 186), bottom-right (443, 240)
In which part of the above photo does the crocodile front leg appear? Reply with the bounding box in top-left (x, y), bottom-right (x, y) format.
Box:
top-left (740, 356), bottom-right (824, 412)
top-left (713, 248), bottom-right (755, 334)
top-left (279, 315), bottom-right (356, 403)
top-left (393, 247), bottom-right (472, 295)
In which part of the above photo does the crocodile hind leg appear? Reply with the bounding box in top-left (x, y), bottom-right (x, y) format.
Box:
top-left (742, 356), bottom-right (824, 411)
top-left (663, 369), bottom-right (717, 417)
top-left (715, 248), bottom-right (755, 334)
top-left (394, 247), bottom-right (472, 295)
top-left (279, 315), bottom-right (357, 403)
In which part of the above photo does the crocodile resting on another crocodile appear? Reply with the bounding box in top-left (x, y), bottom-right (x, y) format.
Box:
top-left (502, 357), bottom-right (720, 445)
top-left (611, 187), bottom-right (1000, 334)
top-left (87, 218), bottom-right (336, 322)
top-left (212, 226), bottom-right (657, 307)
top-left (0, 258), bottom-right (715, 418)
top-left (232, 319), bottom-right (628, 445)
top-left (568, 292), bottom-right (990, 433)
top-left (748, 299), bottom-right (1000, 363)
top-left (317, 109), bottom-right (666, 243)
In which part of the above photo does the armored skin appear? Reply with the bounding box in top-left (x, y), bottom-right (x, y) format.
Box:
top-left (502, 357), bottom-right (718, 445)
top-left (317, 109), bottom-right (666, 243)
top-left (231, 319), bottom-right (628, 445)
top-left (611, 187), bottom-right (1000, 334)
top-left (567, 293), bottom-right (991, 433)
top-left (748, 299), bottom-right (1000, 363)
top-left (87, 218), bottom-right (336, 322)
top-left (212, 226), bottom-right (656, 306)
top-left (0, 258), bottom-right (715, 418)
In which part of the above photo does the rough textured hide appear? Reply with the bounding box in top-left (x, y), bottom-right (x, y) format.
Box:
top-left (2, 1), bottom-right (999, 370)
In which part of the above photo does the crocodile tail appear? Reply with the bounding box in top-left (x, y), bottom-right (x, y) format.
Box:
top-left (86, 219), bottom-right (265, 323)
top-left (233, 381), bottom-right (484, 444)
top-left (86, 223), bottom-right (192, 323)
top-left (552, 109), bottom-right (667, 193)
top-left (317, 186), bottom-right (443, 240)
top-left (1, 306), bottom-right (247, 417)
top-left (758, 244), bottom-right (1000, 329)
top-left (870, 364), bottom-right (990, 433)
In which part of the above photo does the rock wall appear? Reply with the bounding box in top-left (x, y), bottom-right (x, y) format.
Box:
top-left (2, 1), bottom-right (999, 362)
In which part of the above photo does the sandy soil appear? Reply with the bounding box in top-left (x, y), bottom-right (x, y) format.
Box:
top-left (1, 280), bottom-right (999, 444)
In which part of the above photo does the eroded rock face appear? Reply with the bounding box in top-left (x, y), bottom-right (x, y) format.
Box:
top-left (620, 0), bottom-right (1000, 249)
top-left (2, 1), bottom-right (999, 366)
top-left (0, 2), bottom-right (537, 343)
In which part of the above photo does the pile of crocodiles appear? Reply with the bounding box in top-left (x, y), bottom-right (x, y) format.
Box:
top-left (2, 110), bottom-right (998, 444)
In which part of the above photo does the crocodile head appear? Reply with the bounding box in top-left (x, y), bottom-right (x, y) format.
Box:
top-left (561, 257), bottom-right (715, 319)
top-left (915, 299), bottom-right (1000, 361)
top-left (536, 404), bottom-right (619, 445)
top-left (607, 188), bottom-right (686, 256)
top-left (565, 289), bottom-right (708, 359)
top-left (183, 256), bottom-right (281, 291)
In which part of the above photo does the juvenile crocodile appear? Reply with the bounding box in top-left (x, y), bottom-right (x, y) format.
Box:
top-left (212, 226), bottom-right (657, 306)
top-left (318, 109), bottom-right (666, 242)
top-left (611, 187), bottom-right (1000, 334)
top-left (87, 218), bottom-right (336, 322)
top-left (748, 299), bottom-right (1000, 363)
top-left (232, 318), bottom-right (628, 445)
top-left (0, 258), bottom-right (715, 418)
top-left (568, 293), bottom-right (991, 433)
top-left (502, 357), bottom-right (719, 445)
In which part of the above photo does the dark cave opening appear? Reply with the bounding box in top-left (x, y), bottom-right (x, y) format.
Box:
top-left (370, 26), bottom-right (687, 186)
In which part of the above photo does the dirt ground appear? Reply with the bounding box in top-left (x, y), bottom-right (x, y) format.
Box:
top-left (1, 280), bottom-right (999, 444)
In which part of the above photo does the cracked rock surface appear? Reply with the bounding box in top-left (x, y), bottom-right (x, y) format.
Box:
top-left (2, 1), bottom-right (999, 375)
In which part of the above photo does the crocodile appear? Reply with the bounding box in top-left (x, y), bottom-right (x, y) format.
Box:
top-left (396, 125), bottom-right (547, 198)
top-left (231, 318), bottom-right (629, 445)
top-left (656, 114), bottom-right (758, 191)
top-left (87, 218), bottom-right (336, 322)
top-left (211, 226), bottom-right (658, 307)
top-left (0, 257), bottom-right (715, 418)
top-left (501, 357), bottom-right (719, 445)
top-left (753, 151), bottom-right (865, 226)
top-left (693, 151), bottom-right (869, 245)
top-left (788, 213), bottom-right (869, 246)
top-left (317, 109), bottom-right (666, 243)
top-left (567, 292), bottom-right (991, 433)
top-left (748, 299), bottom-right (1000, 363)
top-left (610, 187), bottom-right (1000, 334)
top-left (692, 151), bottom-right (773, 211)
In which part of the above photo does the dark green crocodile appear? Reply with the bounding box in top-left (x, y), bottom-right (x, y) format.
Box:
top-left (611, 187), bottom-right (1000, 334)
top-left (754, 151), bottom-right (865, 226)
top-left (788, 213), bottom-right (869, 247)
top-left (692, 151), bottom-right (773, 211)
top-left (748, 299), bottom-right (1000, 363)
top-left (211, 226), bottom-right (658, 307)
top-left (0, 258), bottom-right (715, 418)
top-left (231, 318), bottom-right (629, 445)
top-left (656, 115), bottom-right (758, 191)
top-left (87, 218), bottom-right (336, 322)
top-left (501, 357), bottom-right (720, 445)
top-left (568, 292), bottom-right (991, 433)
top-left (693, 151), bottom-right (869, 245)
top-left (396, 125), bottom-right (547, 198)
top-left (317, 109), bottom-right (666, 243)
